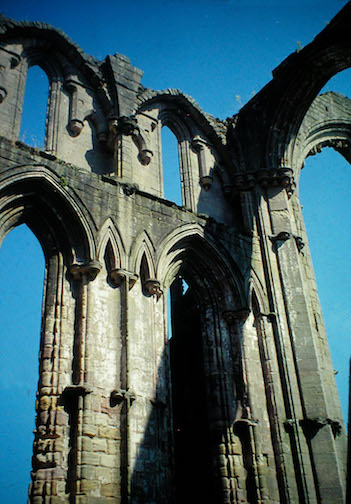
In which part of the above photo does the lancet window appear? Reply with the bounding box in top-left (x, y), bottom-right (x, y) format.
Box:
top-left (19, 65), bottom-right (49, 149)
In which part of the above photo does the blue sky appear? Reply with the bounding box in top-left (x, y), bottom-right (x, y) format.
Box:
top-left (0, 1), bottom-right (350, 502)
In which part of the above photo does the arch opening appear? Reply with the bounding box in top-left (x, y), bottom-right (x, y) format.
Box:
top-left (161, 126), bottom-right (183, 206)
top-left (0, 224), bottom-right (45, 503)
top-left (167, 270), bottom-right (215, 504)
top-left (299, 147), bottom-right (351, 423)
top-left (19, 65), bottom-right (49, 149)
top-left (318, 67), bottom-right (351, 98)
top-left (0, 172), bottom-right (95, 265)
top-left (162, 236), bottom-right (245, 502)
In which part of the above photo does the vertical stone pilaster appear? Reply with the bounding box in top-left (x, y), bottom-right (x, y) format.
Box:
top-left (62, 261), bottom-right (101, 503)
top-left (30, 253), bottom-right (69, 503)
top-left (266, 185), bottom-right (346, 503)
top-left (192, 136), bottom-right (213, 191)
top-left (251, 308), bottom-right (291, 503)
top-left (109, 268), bottom-right (137, 504)
top-left (223, 309), bottom-right (263, 504)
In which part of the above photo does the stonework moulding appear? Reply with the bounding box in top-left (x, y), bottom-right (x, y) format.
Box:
top-left (233, 166), bottom-right (295, 196)
top-left (0, 5), bottom-right (349, 502)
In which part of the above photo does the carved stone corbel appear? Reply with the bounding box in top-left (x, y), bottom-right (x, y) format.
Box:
top-left (87, 110), bottom-right (108, 145)
top-left (108, 268), bottom-right (138, 289)
top-left (144, 278), bottom-right (163, 300)
top-left (232, 167), bottom-right (295, 196)
top-left (110, 388), bottom-right (136, 407)
top-left (108, 115), bottom-right (138, 137)
top-left (0, 86), bottom-right (7, 103)
top-left (215, 161), bottom-right (233, 197)
top-left (284, 418), bottom-right (298, 433)
top-left (139, 147), bottom-right (153, 165)
top-left (299, 417), bottom-right (342, 440)
top-left (294, 235), bottom-right (305, 252)
top-left (61, 384), bottom-right (93, 405)
top-left (269, 231), bottom-right (305, 253)
top-left (132, 129), bottom-right (153, 165)
top-left (192, 136), bottom-right (213, 190)
top-left (69, 260), bottom-right (102, 281)
top-left (269, 231), bottom-right (291, 245)
top-left (108, 115), bottom-right (154, 166)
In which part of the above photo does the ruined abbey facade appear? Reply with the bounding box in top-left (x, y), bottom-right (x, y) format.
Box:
top-left (0, 4), bottom-right (349, 504)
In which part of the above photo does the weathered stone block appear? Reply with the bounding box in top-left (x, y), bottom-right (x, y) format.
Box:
top-left (101, 483), bottom-right (119, 497)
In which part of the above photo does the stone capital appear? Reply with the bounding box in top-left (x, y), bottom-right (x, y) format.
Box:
top-left (108, 115), bottom-right (138, 137)
top-left (69, 261), bottom-right (101, 281)
top-left (191, 135), bottom-right (206, 152)
top-left (109, 268), bottom-right (138, 289)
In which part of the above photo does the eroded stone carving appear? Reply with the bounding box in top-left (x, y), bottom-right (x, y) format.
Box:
top-left (108, 268), bottom-right (138, 289)
top-left (144, 278), bottom-right (163, 299)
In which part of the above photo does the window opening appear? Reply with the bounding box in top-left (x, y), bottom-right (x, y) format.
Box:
top-left (161, 126), bottom-right (183, 206)
top-left (20, 65), bottom-right (49, 149)
top-left (0, 224), bottom-right (45, 503)
top-left (140, 253), bottom-right (150, 296)
top-left (300, 148), bottom-right (351, 423)
top-left (104, 239), bottom-right (115, 275)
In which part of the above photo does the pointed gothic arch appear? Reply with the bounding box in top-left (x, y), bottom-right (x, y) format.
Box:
top-left (152, 224), bottom-right (254, 503)
top-left (130, 230), bottom-right (156, 280)
top-left (290, 92), bottom-right (351, 183)
top-left (156, 223), bottom-right (245, 309)
top-left (263, 5), bottom-right (351, 170)
top-left (97, 218), bottom-right (125, 271)
top-left (0, 165), bottom-right (97, 263)
top-left (136, 91), bottom-right (233, 210)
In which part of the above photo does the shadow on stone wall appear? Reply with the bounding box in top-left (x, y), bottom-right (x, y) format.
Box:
top-left (128, 218), bottom-right (257, 504)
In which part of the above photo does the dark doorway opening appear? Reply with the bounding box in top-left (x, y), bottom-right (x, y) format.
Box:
top-left (169, 275), bottom-right (214, 503)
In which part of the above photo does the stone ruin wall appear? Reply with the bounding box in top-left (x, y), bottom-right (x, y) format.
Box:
top-left (0, 6), bottom-right (350, 504)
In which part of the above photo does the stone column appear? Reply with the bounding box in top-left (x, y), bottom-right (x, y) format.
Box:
top-left (109, 269), bottom-right (137, 504)
top-left (62, 261), bottom-right (101, 503)
top-left (223, 309), bottom-right (264, 504)
top-left (265, 183), bottom-right (346, 503)
top-left (251, 308), bottom-right (291, 503)
top-left (30, 253), bottom-right (69, 503)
